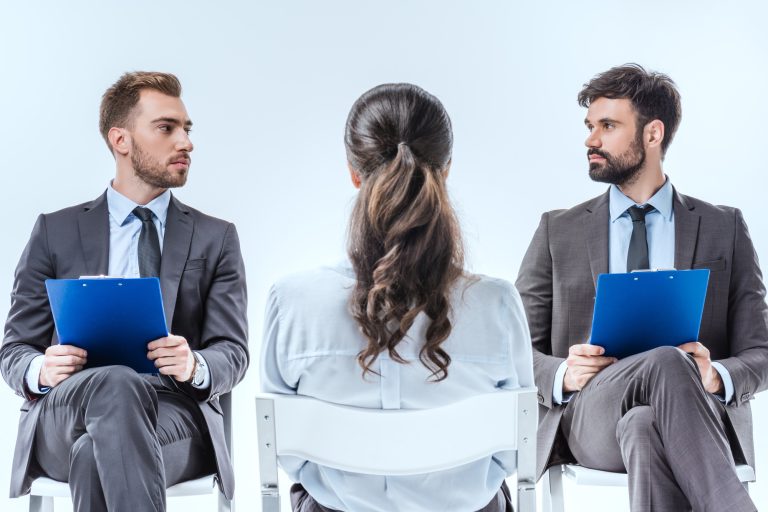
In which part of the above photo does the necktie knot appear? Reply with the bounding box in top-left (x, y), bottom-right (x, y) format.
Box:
top-left (627, 204), bottom-right (654, 222)
top-left (133, 206), bottom-right (154, 222)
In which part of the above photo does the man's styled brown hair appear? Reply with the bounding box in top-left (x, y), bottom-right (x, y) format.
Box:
top-left (578, 63), bottom-right (682, 157)
top-left (99, 71), bottom-right (182, 150)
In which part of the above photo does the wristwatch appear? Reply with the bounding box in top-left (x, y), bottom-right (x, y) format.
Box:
top-left (190, 351), bottom-right (207, 387)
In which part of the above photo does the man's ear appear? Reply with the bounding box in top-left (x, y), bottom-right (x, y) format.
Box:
top-left (645, 119), bottom-right (665, 150)
top-left (108, 127), bottom-right (130, 157)
top-left (348, 163), bottom-right (362, 189)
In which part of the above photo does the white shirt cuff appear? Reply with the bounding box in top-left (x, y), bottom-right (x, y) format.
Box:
top-left (25, 355), bottom-right (50, 396)
top-left (190, 351), bottom-right (211, 389)
top-left (553, 360), bottom-right (575, 405)
top-left (710, 361), bottom-right (734, 404)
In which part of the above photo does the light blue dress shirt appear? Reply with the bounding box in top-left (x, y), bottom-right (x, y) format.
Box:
top-left (26, 184), bottom-right (209, 393)
top-left (261, 262), bottom-right (534, 512)
top-left (106, 184), bottom-right (170, 278)
top-left (553, 179), bottom-right (733, 404)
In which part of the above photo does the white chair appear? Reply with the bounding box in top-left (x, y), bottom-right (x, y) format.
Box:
top-left (256, 388), bottom-right (538, 512)
top-left (28, 393), bottom-right (234, 512)
top-left (542, 462), bottom-right (756, 512)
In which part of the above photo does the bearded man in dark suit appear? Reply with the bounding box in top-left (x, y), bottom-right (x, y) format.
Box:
top-left (0, 71), bottom-right (248, 511)
top-left (516, 64), bottom-right (766, 511)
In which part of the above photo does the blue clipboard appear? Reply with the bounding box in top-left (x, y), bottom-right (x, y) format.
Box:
top-left (45, 277), bottom-right (168, 374)
top-left (589, 269), bottom-right (710, 359)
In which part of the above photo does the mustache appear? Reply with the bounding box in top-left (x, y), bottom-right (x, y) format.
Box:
top-left (587, 148), bottom-right (610, 159)
top-left (168, 153), bottom-right (191, 165)
top-left (587, 148), bottom-right (611, 160)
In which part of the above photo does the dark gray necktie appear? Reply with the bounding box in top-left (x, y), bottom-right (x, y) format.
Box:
top-left (133, 207), bottom-right (161, 277)
top-left (627, 205), bottom-right (654, 272)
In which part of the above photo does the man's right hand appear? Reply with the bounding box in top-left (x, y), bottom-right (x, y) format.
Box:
top-left (39, 345), bottom-right (87, 388)
top-left (563, 343), bottom-right (617, 392)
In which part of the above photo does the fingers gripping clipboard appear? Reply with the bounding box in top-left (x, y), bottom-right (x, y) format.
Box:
top-left (589, 269), bottom-right (710, 359)
top-left (45, 277), bottom-right (168, 374)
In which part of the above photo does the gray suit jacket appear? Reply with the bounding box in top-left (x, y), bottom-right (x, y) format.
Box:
top-left (0, 192), bottom-right (249, 498)
top-left (515, 188), bottom-right (768, 479)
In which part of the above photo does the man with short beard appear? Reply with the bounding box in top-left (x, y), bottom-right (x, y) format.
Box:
top-left (0, 72), bottom-right (248, 511)
top-left (516, 64), bottom-right (766, 511)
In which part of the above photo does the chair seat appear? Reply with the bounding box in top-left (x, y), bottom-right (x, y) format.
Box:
top-left (30, 474), bottom-right (217, 499)
top-left (563, 463), bottom-right (756, 486)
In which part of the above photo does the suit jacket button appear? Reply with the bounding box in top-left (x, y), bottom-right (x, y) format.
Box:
top-left (537, 393), bottom-right (544, 404)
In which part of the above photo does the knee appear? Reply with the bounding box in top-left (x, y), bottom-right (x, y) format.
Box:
top-left (70, 433), bottom-right (95, 469)
top-left (616, 405), bottom-right (654, 440)
top-left (87, 366), bottom-right (156, 402)
top-left (642, 346), bottom-right (697, 374)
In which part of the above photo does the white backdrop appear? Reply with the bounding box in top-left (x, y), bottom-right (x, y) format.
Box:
top-left (0, 1), bottom-right (765, 510)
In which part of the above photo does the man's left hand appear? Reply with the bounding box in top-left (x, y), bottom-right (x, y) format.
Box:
top-left (147, 335), bottom-right (196, 382)
top-left (678, 341), bottom-right (723, 394)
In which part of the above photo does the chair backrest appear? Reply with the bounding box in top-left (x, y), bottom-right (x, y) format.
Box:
top-left (255, 388), bottom-right (537, 510)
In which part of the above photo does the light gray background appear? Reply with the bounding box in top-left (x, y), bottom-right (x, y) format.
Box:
top-left (0, 1), bottom-right (765, 510)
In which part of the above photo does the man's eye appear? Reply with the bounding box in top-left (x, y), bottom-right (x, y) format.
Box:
top-left (158, 125), bottom-right (171, 132)
top-left (603, 123), bottom-right (614, 129)
top-left (184, 128), bottom-right (192, 134)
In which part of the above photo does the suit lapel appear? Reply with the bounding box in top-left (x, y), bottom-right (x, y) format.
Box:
top-left (673, 190), bottom-right (700, 270)
top-left (586, 190), bottom-right (610, 287)
top-left (78, 193), bottom-right (109, 276)
top-left (160, 195), bottom-right (193, 330)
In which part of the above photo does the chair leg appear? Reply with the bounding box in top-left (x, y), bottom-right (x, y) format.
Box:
top-left (218, 489), bottom-right (234, 512)
top-left (542, 466), bottom-right (565, 512)
top-left (517, 478), bottom-right (536, 512)
top-left (29, 495), bottom-right (54, 512)
top-left (261, 494), bottom-right (280, 512)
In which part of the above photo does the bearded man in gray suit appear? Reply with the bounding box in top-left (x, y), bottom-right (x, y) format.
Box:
top-left (0, 71), bottom-right (248, 511)
top-left (516, 64), bottom-right (766, 511)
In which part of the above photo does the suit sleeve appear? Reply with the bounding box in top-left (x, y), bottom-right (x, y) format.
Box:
top-left (715, 209), bottom-right (768, 406)
top-left (184, 223), bottom-right (249, 401)
top-left (1, 214), bottom-right (56, 399)
top-left (515, 212), bottom-right (566, 409)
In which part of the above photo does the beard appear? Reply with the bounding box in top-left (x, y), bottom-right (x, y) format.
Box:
top-left (131, 140), bottom-right (189, 189)
top-left (588, 132), bottom-right (645, 187)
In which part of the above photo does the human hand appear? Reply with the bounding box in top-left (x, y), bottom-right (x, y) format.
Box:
top-left (147, 335), bottom-right (196, 382)
top-left (677, 341), bottom-right (723, 394)
top-left (39, 344), bottom-right (87, 388)
top-left (563, 343), bottom-right (617, 392)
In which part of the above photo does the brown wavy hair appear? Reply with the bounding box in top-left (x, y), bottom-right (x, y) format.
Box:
top-left (345, 83), bottom-right (463, 381)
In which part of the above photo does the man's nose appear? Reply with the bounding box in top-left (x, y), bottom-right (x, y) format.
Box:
top-left (177, 132), bottom-right (193, 152)
top-left (585, 131), bottom-right (601, 148)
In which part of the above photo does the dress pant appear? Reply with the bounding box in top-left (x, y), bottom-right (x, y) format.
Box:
top-left (32, 366), bottom-right (216, 512)
top-left (560, 346), bottom-right (755, 512)
top-left (289, 480), bottom-right (514, 512)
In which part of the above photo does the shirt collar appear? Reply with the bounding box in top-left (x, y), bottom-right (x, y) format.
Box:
top-left (106, 182), bottom-right (171, 227)
top-left (609, 176), bottom-right (673, 222)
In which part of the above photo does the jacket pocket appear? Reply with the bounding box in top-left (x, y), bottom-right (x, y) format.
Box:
top-left (184, 258), bottom-right (207, 271)
top-left (692, 258), bottom-right (726, 272)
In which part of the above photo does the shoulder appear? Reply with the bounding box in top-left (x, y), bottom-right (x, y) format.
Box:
top-left (676, 191), bottom-right (740, 219)
top-left (544, 191), bottom-right (608, 224)
top-left (268, 264), bottom-right (355, 313)
top-left (40, 194), bottom-right (105, 221)
top-left (172, 196), bottom-right (235, 232)
top-left (454, 273), bottom-right (525, 314)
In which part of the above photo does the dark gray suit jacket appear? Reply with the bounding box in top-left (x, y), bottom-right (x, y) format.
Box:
top-left (0, 192), bottom-right (249, 498)
top-left (515, 188), bottom-right (768, 479)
